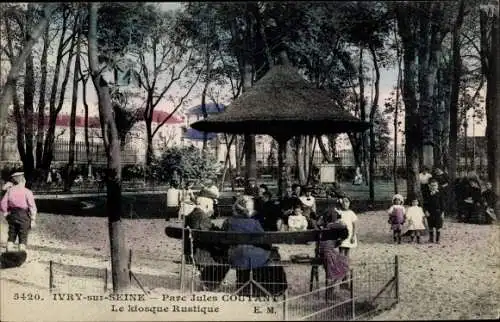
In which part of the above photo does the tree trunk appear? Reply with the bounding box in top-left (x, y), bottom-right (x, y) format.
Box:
top-left (36, 23), bottom-right (50, 169)
top-left (296, 136), bottom-right (306, 185)
top-left (417, 3), bottom-right (433, 168)
top-left (82, 75), bottom-right (92, 169)
top-left (88, 2), bottom-right (129, 291)
top-left (276, 136), bottom-right (290, 199)
top-left (448, 0), bottom-right (465, 214)
top-left (0, 4), bottom-right (58, 145)
top-left (65, 27), bottom-right (81, 192)
top-left (393, 33), bottom-right (402, 194)
top-left (201, 80), bottom-right (209, 153)
top-left (357, 47), bottom-right (369, 185)
top-left (368, 44), bottom-right (380, 205)
top-left (13, 90), bottom-right (27, 167)
top-left (397, 6), bottom-right (422, 203)
top-left (485, 6), bottom-right (499, 215)
top-left (146, 122), bottom-right (154, 166)
top-left (22, 5), bottom-right (36, 185)
top-left (241, 60), bottom-right (256, 182)
top-left (4, 17), bottom-right (28, 175)
top-left (42, 8), bottom-right (73, 170)
top-left (317, 135), bottom-right (333, 163)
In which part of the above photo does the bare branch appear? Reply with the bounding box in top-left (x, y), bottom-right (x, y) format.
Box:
top-left (152, 49), bottom-right (195, 108)
top-left (152, 66), bottom-right (202, 137)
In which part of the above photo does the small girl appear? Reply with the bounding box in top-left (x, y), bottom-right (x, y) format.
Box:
top-left (388, 194), bottom-right (406, 244)
top-left (287, 203), bottom-right (308, 232)
top-left (405, 198), bottom-right (426, 243)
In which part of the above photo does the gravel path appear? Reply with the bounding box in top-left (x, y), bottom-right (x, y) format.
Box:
top-left (1, 211), bottom-right (498, 320)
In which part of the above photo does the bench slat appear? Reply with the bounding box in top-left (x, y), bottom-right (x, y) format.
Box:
top-left (165, 226), bottom-right (348, 244)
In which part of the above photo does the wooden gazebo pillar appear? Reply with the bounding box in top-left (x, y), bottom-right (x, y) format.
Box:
top-left (273, 134), bottom-right (291, 200)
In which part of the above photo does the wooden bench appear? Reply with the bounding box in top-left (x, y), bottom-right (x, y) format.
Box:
top-left (165, 225), bottom-right (348, 294)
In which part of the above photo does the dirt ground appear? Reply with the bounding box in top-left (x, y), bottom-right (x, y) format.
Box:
top-left (0, 211), bottom-right (498, 321)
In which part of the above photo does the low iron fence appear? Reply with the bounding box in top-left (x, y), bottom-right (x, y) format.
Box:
top-left (178, 254), bottom-right (399, 321)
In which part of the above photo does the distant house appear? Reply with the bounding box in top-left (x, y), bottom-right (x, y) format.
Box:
top-left (0, 109), bottom-right (185, 164)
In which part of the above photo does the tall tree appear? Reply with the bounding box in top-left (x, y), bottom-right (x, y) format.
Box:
top-left (41, 5), bottom-right (78, 170)
top-left (65, 13), bottom-right (83, 192)
top-left (395, 3), bottom-right (422, 203)
top-left (448, 0), bottom-right (466, 213)
top-left (87, 2), bottom-right (129, 291)
top-left (479, 1), bottom-right (499, 203)
top-left (36, 22), bottom-right (49, 168)
top-left (0, 3), bottom-right (59, 148)
top-left (132, 9), bottom-right (200, 165)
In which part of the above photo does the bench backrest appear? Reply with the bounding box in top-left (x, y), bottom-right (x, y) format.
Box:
top-left (165, 225), bottom-right (348, 245)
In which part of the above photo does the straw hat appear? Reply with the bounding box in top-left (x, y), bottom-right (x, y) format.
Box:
top-left (10, 172), bottom-right (25, 184)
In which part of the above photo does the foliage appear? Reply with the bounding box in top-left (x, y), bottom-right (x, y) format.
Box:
top-left (109, 87), bottom-right (143, 146)
top-left (150, 146), bottom-right (219, 186)
top-left (122, 164), bottom-right (146, 181)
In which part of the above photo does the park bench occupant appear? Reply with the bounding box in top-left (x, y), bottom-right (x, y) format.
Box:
top-left (222, 195), bottom-right (287, 296)
top-left (255, 191), bottom-right (280, 231)
top-left (196, 179), bottom-right (220, 217)
top-left (0, 172), bottom-right (38, 252)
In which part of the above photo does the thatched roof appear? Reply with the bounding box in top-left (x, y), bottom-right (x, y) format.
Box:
top-left (191, 65), bottom-right (369, 137)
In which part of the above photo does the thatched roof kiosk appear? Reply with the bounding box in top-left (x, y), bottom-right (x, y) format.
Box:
top-left (191, 65), bottom-right (369, 199)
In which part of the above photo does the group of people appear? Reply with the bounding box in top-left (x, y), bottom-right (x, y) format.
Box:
top-left (1, 172), bottom-right (38, 252)
top-left (419, 167), bottom-right (497, 225)
top-left (387, 188), bottom-right (441, 244)
top-left (180, 178), bottom-right (358, 296)
top-left (454, 172), bottom-right (496, 224)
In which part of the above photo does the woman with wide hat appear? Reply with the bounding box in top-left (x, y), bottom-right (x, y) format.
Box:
top-left (0, 172), bottom-right (38, 252)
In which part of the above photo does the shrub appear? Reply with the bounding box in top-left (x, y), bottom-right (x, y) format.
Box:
top-left (151, 146), bottom-right (219, 186)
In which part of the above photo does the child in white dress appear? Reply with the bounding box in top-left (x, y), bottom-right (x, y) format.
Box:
top-left (405, 198), bottom-right (427, 243)
top-left (287, 204), bottom-right (308, 232)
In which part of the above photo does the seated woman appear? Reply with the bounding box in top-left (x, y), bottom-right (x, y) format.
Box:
top-left (222, 195), bottom-right (270, 268)
top-left (184, 206), bottom-right (228, 290)
top-left (222, 195), bottom-right (287, 296)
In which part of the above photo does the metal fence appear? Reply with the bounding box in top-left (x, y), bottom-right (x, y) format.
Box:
top-left (178, 254), bottom-right (399, 321)
top-left (0, 139), bottom-right (141, 165)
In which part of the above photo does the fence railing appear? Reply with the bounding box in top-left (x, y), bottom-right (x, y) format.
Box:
top-left (178, 254), bottom-right (399, 321)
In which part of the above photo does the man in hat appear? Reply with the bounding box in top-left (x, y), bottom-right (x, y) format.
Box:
top-left (0, 172), bottom-right (38, 252)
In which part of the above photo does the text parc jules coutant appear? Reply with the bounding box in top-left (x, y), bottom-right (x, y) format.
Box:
top-left (39, 292), bottom-right (280, 315)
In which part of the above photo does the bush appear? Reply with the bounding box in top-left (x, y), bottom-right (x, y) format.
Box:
top-left (151, 146), bottom-right (219, 186)
top-left (122, 164), bottom-right (146, 181)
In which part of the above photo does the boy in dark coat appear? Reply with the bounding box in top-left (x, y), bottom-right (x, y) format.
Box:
top-left (423, 179), bottom-right (445, 243)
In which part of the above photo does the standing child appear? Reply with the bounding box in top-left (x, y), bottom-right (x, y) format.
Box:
top-left (423, 179), bottom-right (445, 243)
top-left (388, 194), bottom-right (406, 244)
top-left (405, 198), bottom-right (426, 243)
